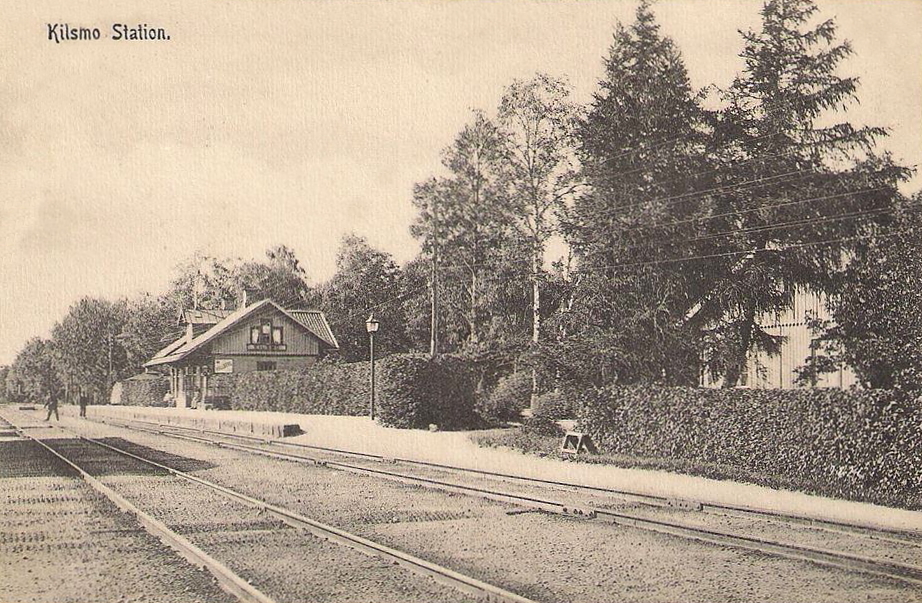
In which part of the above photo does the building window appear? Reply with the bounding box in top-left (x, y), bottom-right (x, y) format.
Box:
top-left (247, 318), bottom-right (287, 351)
top-left (256, 361), bottom-right (277, 372)
top-left (259, 319), bottom-right (272, 343)
top-left (251, 320), bottom-right (275, 344)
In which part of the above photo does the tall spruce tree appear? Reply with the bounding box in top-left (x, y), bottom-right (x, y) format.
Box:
top-left (703, 0), bottom-right (910, 385)
top-left (556, 1), bottom-right (714, 386)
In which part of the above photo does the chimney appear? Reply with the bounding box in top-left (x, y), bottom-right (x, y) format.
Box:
top-left (238, 287), bottom-right (258, 309)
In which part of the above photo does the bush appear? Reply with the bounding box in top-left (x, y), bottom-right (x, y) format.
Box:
top-left (522, 415), bottom-right (565, 437)
top-left (225, 358), bottom-right (369, 415)
top-left (376, 354), bottom-right (479, 430)
top-left (478, 372), bottom-right (532, 423)
top-left (533, 391), bottom-right (576, 421)
top-left (112, 376), bottom-right (170, 407)
top-left (576, 386), bottom-right (922, 508)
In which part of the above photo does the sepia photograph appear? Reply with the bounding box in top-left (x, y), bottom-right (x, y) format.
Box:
top-left (1, 0), bottom-right (921, 601)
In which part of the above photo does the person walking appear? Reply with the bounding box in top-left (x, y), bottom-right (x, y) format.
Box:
top-left (43, 396), bottom-right (59, 421)
top-left (78, 393), bottom-right (88, 418)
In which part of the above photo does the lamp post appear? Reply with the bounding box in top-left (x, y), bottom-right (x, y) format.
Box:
top-left (366, 314), bottom-right (380, 420)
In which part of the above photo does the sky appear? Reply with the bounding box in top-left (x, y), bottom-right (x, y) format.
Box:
top-left (1, 0), bottom-right (921, 365)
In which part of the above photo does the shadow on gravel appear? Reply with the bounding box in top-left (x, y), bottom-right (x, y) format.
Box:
top-left (0, 439), bottom-right (78, 479)
top-left (40, 438), bottom-right (218, 477)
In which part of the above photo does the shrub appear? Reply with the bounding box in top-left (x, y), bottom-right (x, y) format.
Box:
top-left (376, 354), bottom-right (479, 430)
top-left (226, 358), bottom-right (369, 415)
top-left (113, 375), bottom-right (170, 407)
top-left (533, 391), bottom-right (576, 420)
top-left (576, 386), bottom-right (922, 508)
top-left (478, 372), bottom-right (532, 423)
top-left (522, 415), bottom-right (565, 437)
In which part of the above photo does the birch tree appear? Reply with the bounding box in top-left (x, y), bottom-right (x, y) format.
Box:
top-left (496, 73), bottom-right (578, 401)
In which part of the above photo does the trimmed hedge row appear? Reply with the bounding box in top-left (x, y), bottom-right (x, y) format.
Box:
top-left (222, 359), bottom-right (369, 415)
top-left (377, 354), bottom-right (479, 429)
top-left (112, 376), bottom-right (170, 407)
top-left (576, 386), bottom-right (922, 508)
top-left (223, 354), bottom-right (479, 429)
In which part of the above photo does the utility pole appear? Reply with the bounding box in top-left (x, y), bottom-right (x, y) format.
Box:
top-left (107, 327), bottom-right (113, 395)
top-left (429, 200), bottom-right (440, 358)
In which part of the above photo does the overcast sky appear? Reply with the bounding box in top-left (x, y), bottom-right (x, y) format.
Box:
top-left (1, 0), bottom-right (920, 364)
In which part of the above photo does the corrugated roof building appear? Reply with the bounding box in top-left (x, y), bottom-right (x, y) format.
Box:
top-left (145, 299), bottom-right (338, 408)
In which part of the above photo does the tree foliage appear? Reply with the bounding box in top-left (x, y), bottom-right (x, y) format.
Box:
top-left (701, 0), bottom-right (910, 385)
top-left (412, 112), bottom-right (516, 348)
top-left (552, 1), bottom-right (714, 386)
top-left (7, 338), bottom-right (61, 403)
top-left (497, 73), bottom-right (579, 348)
top-left (311, 234), bottom-right (412, 361)
top-left (800, 211), bottom-right (922, 391)
top-left (51, 297), bottom-right (130, 397)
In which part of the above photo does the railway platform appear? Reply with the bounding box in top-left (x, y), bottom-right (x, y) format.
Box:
top-left (56, 404), bottom-right (922, 536)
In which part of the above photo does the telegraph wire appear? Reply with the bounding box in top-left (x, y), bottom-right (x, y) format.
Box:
top-left (430, 201), bottom-right (917, 275)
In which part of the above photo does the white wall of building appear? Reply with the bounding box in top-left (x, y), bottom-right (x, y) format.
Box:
top-left (702, 289), bottom-right (858, 389)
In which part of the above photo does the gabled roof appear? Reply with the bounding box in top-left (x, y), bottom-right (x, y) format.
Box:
top-left (145, 299), bottom-right (338, 368)
top-left (125, 372), bottom-right (165, 382)
top-left (150, 332), bottom-right (190, 360)
top-left (288, 310), bottom-right (339, 349)
top-left (179, 308), bottom-right (234, 325)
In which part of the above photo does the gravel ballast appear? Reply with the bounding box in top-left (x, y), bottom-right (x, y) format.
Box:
top-left (6, 416), bottom-right (481, 603)
top-left (0, 438), bottom-right (234, 603)
top-left (46, 412), bottom-right (922, 603)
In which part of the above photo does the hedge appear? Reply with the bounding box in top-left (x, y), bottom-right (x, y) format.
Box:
top-left (576, 386), bottom-right (922, 508)
top-left (223, 358), bottom-right (369, 415)
top-left (223, 354), bottom-right (480, 429)
top-left (376, 354), bottom-right (479, 429)
top-left (478, 372), bottom-right (532, 423)
top-left (112, 376), bottom-right (170, 407)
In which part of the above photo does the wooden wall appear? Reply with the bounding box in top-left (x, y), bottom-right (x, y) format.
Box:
top-left (210, 309), bottom-right (322, 356)
top-left (702, 288), bottom-right (858, 389)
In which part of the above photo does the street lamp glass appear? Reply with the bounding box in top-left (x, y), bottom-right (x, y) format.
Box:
top-left (366, 315), bottom-right (379, 333)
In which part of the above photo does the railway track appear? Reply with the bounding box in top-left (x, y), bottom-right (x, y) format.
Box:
top-left (133, 418), bottom-right (922, 542)
top-left (91, 414), bottom-right (922, 588)
top-left (0, 416), bottom-right (235, 603)
top-left (0, 411), bottom-right (539, 603)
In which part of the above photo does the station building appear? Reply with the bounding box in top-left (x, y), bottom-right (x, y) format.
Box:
top-left (144, 299), bottom-right (338, 407)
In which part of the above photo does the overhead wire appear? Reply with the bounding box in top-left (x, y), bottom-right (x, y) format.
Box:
top-left (430, 198), bottom-right (916, 275)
